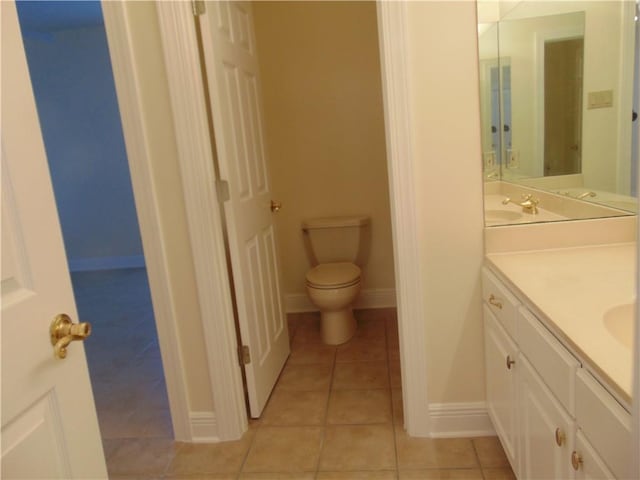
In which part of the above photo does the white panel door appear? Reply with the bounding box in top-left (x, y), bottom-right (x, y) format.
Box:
top-left (198, 1), bottom-right (289, 417)
top-left (1, 2), bottom-right (107, 478)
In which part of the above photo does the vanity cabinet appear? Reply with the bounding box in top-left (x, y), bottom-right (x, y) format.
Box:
top-left (518, 354), bottom-right (575, 480)
top-left (482, 267), bottom-right (631, 479)
top-left (483, 305), bottom-right (519, 467)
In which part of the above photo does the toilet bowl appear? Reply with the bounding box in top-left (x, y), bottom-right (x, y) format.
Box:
top-left (306, 262), bottom-right (361, 345)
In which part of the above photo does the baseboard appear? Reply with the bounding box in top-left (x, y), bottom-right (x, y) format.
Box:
top-left (68, 254), bottom-right (145, 272)
top-left (285, 288), bottom-right (397, 313)
top-left (428, 402), bottom-right (495, 438)
top-left (189, 411), bottom-right (220, 442)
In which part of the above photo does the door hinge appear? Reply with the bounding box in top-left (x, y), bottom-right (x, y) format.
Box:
top-left (216, 179), bottom-right (230, 203)
top-left (238, 345), bottom-right (251, 365)
top-left (192, 0), bottom-right (205, 16)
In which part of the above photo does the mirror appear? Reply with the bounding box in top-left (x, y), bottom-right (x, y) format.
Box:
top-left (478, 1), bottom-right (639, 225)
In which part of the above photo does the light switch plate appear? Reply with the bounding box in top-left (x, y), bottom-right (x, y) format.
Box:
top-left (587, 90), bottom-right (613, 109)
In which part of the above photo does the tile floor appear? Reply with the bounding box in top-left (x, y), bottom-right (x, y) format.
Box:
top-left (73, 270), bottom-right (515, 480)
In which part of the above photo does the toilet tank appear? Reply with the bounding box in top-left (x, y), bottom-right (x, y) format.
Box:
top-left (302, 215), bottom-right (371, 267)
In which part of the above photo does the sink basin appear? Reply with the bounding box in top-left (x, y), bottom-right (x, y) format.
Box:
top-left (603, 302), bottom-right (635, 349)
top-left (485, 209), bottom-right (523, 224)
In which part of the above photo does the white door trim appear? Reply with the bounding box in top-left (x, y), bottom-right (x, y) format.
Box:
top-left (376, 1), bottom-right (431, 437)
top-left (148, 0), bottom-right (430, 439)
top-left (155, 1), bottom-right (248, 440)
top-left (101, 3), bottom-right (192, 440)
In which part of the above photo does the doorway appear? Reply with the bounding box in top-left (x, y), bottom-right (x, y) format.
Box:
top-left (544, 37), bottom-right (584, 176)
top-left (16, 0), bottom-right (172, 445)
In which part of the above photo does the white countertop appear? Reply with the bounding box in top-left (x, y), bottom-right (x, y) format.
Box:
top-left (486, 242), bottom-right (636, 405)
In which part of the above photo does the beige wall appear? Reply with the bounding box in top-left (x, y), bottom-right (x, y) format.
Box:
top-left (252, 1), bottom-right (395, 298)
top-left (112, 2), bottom-right (214, 413)
top-left (406, 1), bottom-right (486, 404)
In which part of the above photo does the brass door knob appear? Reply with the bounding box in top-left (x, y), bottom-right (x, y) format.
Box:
top-left (50, 313), bottom-right (91, 359)
top-left (270, 200), bottom-right (282, 213)
top-left (555, 427), bottom-right (565, 446)
top-left (506, 355), bottom-right (515, 370)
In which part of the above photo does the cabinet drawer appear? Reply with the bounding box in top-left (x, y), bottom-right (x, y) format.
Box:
top-left (518, 307), bottom-right (579, 415)
top-left (574, 430), bottom-right (616, 479)
top-left (482, 268), bottom-right (520, 337)
top-left (575, 369), bottom-right (631, 480)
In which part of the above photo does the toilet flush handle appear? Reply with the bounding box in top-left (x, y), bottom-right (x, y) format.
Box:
top-left (271, 200), bottom-right (282, 213)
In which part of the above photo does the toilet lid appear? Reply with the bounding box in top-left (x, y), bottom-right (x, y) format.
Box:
top-left (306, 262), bottom-right (361, 288)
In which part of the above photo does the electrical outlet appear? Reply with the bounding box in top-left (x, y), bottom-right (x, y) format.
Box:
top-left (507, 149), bottom-right (519, 168)
top-left (484, 151), bottom-right (496, 168)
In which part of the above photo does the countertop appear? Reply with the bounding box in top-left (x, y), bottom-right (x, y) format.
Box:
top-left (486, 242), bottom-right (635, 406)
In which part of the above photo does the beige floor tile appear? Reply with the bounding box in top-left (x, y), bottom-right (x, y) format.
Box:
top-left (166, 431), bottom-right (255, 475)
top-left (262, 389), bottom-right (329, 426)
top-left (243, 426), bottom-right (323, 473)
top-left (395, 430), bottom-right (478, 470)
top-left (292, 322), bottom-right (323, 345)
top-left (317, 472), bottom-right (398, 479)
top-left (164, 475), bottom-right (237, 480)
top-left (319, 424), bottom-right (396, 471)
top-left (326, 389), bottom-right (392, 425)
top-left (288, 343), bottom-right (336, 365)
top-left (388, 346), bottom-right (400, 362)
top-left (391, 388), bottom-right (404, 425)
top-left (398, 469), bottom-right (483, 479)
top-left (240, 473), bottom-right (315, 479)
top-left (389, 358), bottom-right (402, 388)
top-left (276, 363), bottom-right (333, 391)
top-left (103, 437), bottom-right (177, 477)
top-left (352, 317), bottom-right (387, 343)
top-left (482, 467), bottom-right (517, 480)
top-left (336, 339), bottom-right (388, 363)
top-left (332, 361), bottom-right (389, 390)
top-left (472, 436), bottom-right (510, 468)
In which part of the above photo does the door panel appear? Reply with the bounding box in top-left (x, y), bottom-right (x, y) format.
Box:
top-left (1, 2), bottom-right (106, 477)
top-left (198, 1), bottom-right (289, 417)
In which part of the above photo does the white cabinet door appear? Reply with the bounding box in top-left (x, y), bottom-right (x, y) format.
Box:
top-left (197, 1), bottom-right (289, 417)
top-left (519, 356), bottom-right (575, 480)
top-left (573, 431), bottom-right (616, 480)
top-left (484, 306), bottom-right (518, 471)
top-left (1, 2), bottom-right (107, 478)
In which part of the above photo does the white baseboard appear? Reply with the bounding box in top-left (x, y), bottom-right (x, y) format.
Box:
top-left (189, 411), bottom-right (220, 442)
top-left (428, 402), bottom-right (495, 438)
top-left (285, 288), bottom-right (397, 313)
top-left (68, 254), bottom-right (145, 272)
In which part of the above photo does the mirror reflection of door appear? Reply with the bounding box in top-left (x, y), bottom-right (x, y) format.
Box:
top-left (544, 37), bottom-right (584, 176)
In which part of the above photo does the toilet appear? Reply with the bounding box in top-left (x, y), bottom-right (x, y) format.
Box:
top-left (302, 216), bottom-right (371, 345)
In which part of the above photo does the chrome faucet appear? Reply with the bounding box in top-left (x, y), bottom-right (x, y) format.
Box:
top-left (576, 191), bottom-right (596, 200)
top-left (502, 194), bottom-right (540, 214)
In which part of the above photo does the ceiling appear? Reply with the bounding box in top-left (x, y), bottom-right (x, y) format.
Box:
top-left (17, 1), bottom-right (103, 33)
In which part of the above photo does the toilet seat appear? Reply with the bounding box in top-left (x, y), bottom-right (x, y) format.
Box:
top-left (306, 262), bottom-right (361, 289)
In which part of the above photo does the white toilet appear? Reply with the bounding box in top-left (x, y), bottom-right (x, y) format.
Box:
top-left (302, 215), bottom-right (371, 345)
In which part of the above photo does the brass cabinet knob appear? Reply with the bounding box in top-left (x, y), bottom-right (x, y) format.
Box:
top-left (488, 294), bottom-right (503, 309)
top-left (571, 451), bottom-right (583, 471)
top-left (50, 313), bottom-right (91, 359)
top-left (270, 200), bottom-right (282, 213)
top-left (506, 355), bottom-right (515, 370)
top-left (555, 428), bottom-right (565, 446)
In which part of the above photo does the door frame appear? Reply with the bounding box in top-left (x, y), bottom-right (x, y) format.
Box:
top-left (153, 0), bottom-right (430, 440)
top-left (103, 0), bottom-right (431, 441)
top-left (101, 3), bottom-right (194, 440)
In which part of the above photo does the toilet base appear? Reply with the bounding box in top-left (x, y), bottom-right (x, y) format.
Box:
top-left (320, 308), bottom-right (357, 345)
